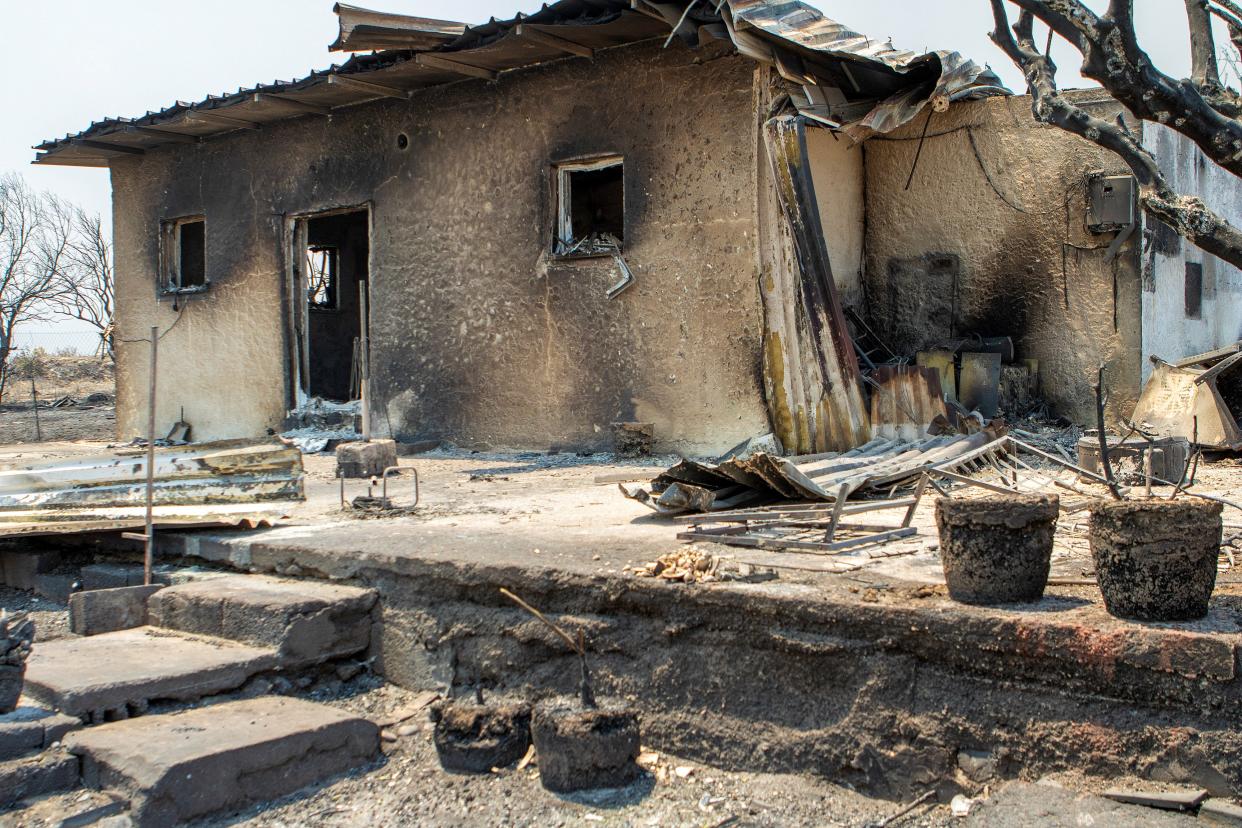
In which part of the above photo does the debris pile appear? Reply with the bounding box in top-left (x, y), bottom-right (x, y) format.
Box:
top-left (0, 611), bottom-right (34, 713)
top-left (1132, 340), bottom-right (1242, 449)
top-left (623, 426), bottom-right (1008, 516)
top-left (625, 549), bottom-right (721, 583)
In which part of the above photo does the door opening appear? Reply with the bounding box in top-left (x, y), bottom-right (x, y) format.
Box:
top-left (291, 208), bottom-right (369, 403)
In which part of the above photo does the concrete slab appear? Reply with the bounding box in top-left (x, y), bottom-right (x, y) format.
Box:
top-left (67, 696), bottom-right (378, 827)
top-left (23, 628), bottom-right (278, 718)
top-left (147, 575), bottom-right (375, 665)
top-left (70, 584), bottom-right (163, 636)
top-left (1202, 798), bottom-right (1242, 826)
top-left (966, 782), bottom-right (1197, 826)
top-left (0, 705), bottom-right (80, 760)
top-left (0, 750), bottom-right (80, 808)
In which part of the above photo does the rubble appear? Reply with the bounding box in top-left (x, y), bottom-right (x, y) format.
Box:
top-left (0, 612), bottom-right (34, 713)
top-left (625, 548), bottom-right (721, 583)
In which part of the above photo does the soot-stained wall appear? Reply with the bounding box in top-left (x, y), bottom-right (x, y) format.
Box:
top-left (111, 41), bottom-right (770, 453)
top-left (863, 92), bottom-right (1144, 423)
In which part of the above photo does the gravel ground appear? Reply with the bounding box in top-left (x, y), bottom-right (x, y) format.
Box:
top-left (0, 586), bottom-right (69, 642)
top-left (212, 678), bottom-right (955, 828)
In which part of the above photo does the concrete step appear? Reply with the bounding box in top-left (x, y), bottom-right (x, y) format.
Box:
top-left (0, 704), bottom-right (80, 761)
top-left (147, 574), bottom-right (376, 665)
top-left (23, 628), bottom-right (279, 720)
top-left (66, 696), bottom-right (378, 827)
top-left (0, 749), bottom-right (80, 809)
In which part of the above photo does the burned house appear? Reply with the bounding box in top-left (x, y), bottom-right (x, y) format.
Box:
top-left (33, 1), bottom-right (1242, 455)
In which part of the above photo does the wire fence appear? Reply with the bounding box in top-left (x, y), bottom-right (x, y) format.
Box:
top-left (7, 330), bottom-right (106, 357)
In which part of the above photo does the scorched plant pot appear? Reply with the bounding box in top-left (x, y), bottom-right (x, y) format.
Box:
top-left (935, 494), bottom-right (1059, 605)
top-left (431, 701), bottom-right (532, 773)
top-left (1089, 499), bottom-right (1222, 621)
top-left (531, 697), bottom-right (641, 793)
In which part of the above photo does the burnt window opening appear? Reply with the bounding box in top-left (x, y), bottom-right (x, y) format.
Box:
top-left (1186, 261), bottom-right (1204, 320)
top-left (306, 246), bottom-right (339, 310)
top-left (555, 158), bottom-right (624, 256)
top-left (160, 217), bottom-right (207, 294)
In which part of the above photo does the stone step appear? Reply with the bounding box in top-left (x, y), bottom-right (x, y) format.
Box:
top-left (66, 696), bottom-right (378, 827)
top-left (23, 627), bottom-right (279, 720)
top-left (146, 574), bottom-right (376, 665)
top-left (0, 704), bottom-right (80, 761)
top-left (0, 749), bottom-right (80, 809)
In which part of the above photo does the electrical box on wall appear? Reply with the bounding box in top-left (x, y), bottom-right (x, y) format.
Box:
top-left (1086, 174), bottom-right (1136, 232)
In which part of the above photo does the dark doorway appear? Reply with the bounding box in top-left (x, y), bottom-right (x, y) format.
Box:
top-left (301, 210), bottom-right (368, 402)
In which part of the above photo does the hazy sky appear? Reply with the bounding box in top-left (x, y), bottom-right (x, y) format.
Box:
top-left (0, 1), bottom-right (1201, 340)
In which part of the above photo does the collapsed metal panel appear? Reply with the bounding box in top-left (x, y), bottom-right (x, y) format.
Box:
top-left (760, 114), bottom-right (870, 455)
top-left (0, 440), bottom-right (306, 511)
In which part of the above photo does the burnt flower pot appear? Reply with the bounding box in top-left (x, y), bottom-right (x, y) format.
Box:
top-left (431, 701), bottom-right (532, 773)
top-left (532, 697), bottom-right (641, 793)
top-left (1089, 499), bottom-right (1223, 621)
top-left (935, 494), bottom-right (1059, 605)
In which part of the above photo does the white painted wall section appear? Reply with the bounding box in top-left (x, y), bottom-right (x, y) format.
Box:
top-left (805, 126), bottom-right (866, 305)
top-left (1141, 123), bottom-right (1242, 378)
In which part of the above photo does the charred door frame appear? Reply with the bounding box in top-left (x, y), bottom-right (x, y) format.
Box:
top-left (283, 202), bottom-right (373, 408)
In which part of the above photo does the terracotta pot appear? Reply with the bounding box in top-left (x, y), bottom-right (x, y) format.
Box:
top-left (1089, 499), bottom-right (1222, 621)
top-left (936, 494), bottom-right (1059, 605)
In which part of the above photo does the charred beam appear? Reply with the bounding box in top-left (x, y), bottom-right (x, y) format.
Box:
top-left (125, 125), bottom-right (200, 144)
top-left (513, 24), bottom-right (595, 59)
top-left (252, 93), bottom-right (333, 117)
top-left (69, 139), bottom-right (145, 156)
top-left (325, 74), bottom-right (411, 100)
top-left (415, 53), bottom-right (500, 81)
top-left (183, 110), bottom-right (260, 130)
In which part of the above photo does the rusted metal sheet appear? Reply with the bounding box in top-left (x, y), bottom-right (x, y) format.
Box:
top-left (0, 505), bottom-right (284, 540)
top-left (1131, 360), bottom-right (1242, 450)
top-left (330, 4), bottom-right (465, 52)
top-left (761, 114), bottom-right (871, 455)
top-left (624, 427), bottom-right (1007, 514)
top-left (0, 440), bottom-right (305, 511)
top-left (723, 0), bottom-right (1007, 138)
top-left (869, 365), bottom-right (948, 441)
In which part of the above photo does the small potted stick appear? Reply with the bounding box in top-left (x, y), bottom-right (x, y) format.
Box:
top-left (500, 588), bottom-right (641, 793)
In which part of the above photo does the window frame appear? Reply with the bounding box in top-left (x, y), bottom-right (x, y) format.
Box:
top-left (552, 155), bottom-right (625, 259)
top-left (305, 244), bottom-right (341, 312)
top-left (1186, 260), bottom-right (1204, 320)
top-left (158, 215), bottom-right (209, 296)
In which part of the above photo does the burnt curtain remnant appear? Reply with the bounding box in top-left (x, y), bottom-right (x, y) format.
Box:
top-left (761, 115), bottom-right (870, 454)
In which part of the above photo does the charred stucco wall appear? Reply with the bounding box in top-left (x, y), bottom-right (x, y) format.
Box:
top-left (111, 156), bottom-right (289, 442)
top-left (862, 93), bottom-right (1143, 423)
top-left (805, 126), bottom-right (865, 305)
top-left (111, 41), bottom-right (769, 453)
top-left (1141, 123), bottom-right (1242, 374)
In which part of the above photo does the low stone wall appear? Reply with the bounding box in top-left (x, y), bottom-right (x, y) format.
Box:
top-left (126, 530), bottom-right (1242, 801)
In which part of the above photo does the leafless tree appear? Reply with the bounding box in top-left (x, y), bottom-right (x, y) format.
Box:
top-left (0, 173), bottom-right (74, 402)
top-left (988, 0), bottom-right (1242, 269)
top-left (61, 206), bottom-right (114, 361)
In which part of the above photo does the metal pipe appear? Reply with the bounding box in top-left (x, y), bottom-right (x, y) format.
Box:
top-left (144, 325), bottom-right (158, 586)
top-left (359, 282), bottom-right (371, 442)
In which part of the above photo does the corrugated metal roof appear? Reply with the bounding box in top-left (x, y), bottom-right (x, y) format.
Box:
top-left (32, 0), bottom-right (1007, 166)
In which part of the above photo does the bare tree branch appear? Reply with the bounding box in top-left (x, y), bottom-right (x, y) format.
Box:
top-left (0, 174), bottom-right (77, 402)
top-left (1009, 0), bottom-right (1242, 158)
top-left (1188, 0), bottom-right (1223, 88)
top-left (989, 0), bottom-right (1242, 270)
top-left (58, 205), bottom-right (114, 360)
